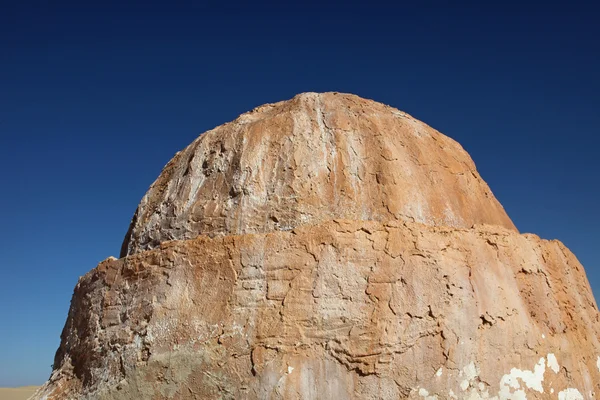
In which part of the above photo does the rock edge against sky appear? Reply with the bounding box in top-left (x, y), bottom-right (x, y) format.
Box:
top-left (34, 93), bottom-right (600, 399)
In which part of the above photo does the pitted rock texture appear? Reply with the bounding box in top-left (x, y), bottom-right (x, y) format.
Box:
top-left (120, 92), bottom-right (515, 257)
top-left (37, 221), bottom-right (600, 399)
top-left (35, 93), bottom-right (600, 399)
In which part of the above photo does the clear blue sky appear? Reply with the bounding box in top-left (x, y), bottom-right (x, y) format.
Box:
top-left (1, 1), bottom-right (598, 387)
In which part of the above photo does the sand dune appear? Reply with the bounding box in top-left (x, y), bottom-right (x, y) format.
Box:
top-left (0, 386), bottom-right (39, 400)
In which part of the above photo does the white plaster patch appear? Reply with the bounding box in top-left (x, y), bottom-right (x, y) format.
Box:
top-left (460, 380), bottom-right (470, 391)
top-left (542, 334), bottom-right (545, 339)
top-left (464, 386), bottom-right (493, 400)
top-left (498, 357), bottom-right (546, 397)
top-left (419, 358), bottom-right (587, 400)
top-left (459, 361), bottom-right (480, 392)
top-left (464, 389), bottom-right (483, 400)
top-left (287, 366), bottom-right (294, 374)
top-left (464, 361), bottom-right (479, 381)
top-left (418, 388), bottom-right (438, 399)
top-left (547, 353), bottom-right (560, 373)
top-left (512, 389), bottom-right (527, 400)
top-left (558, 388), bottom-right (584, 400)
top-left (597, 355), bottom-right (600, 372)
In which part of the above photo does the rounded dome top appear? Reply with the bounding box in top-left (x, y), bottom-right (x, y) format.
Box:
top-left (121, 92), bottom-right (516, 256)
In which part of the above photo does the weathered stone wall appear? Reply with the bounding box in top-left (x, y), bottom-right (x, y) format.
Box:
top-left (37, 220), bottom-right (600, 399)
top-left (34, 93), bottom-right (599, 400)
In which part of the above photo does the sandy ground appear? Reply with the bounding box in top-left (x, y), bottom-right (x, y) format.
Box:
top-left (0, 386), bottom-right (40, 400)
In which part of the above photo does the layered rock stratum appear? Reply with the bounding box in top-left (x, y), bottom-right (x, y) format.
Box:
top-left (34, 93), bottom-right (600, 400)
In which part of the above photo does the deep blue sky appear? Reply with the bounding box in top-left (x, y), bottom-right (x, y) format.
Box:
top-left (1, 1), bottom-right (598, 387)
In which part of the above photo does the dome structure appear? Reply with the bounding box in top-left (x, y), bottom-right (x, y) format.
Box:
top-left (35, 94), bottom-right (599, 400)
top-left (121, 92), bottom-right (515, 257)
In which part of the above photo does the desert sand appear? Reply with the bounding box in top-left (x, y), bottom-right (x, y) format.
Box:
top-left (0, 386), bottom-right (39, 400)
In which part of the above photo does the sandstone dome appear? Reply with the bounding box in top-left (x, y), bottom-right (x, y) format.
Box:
top-left (121, 92), bottom-right (515, 257)
top-left (35, 93), bottom-right (600, 400)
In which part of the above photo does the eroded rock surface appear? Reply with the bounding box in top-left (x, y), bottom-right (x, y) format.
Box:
top-left (120, 92), bottom-right (515, 257)
top-left (35, 93), bottom-right (599, 399)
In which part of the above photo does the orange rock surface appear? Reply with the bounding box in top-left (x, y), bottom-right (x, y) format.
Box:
top-left (35, 94), bottom-right (600, 399)
top-left (121, 93), bottom-right (515, 257)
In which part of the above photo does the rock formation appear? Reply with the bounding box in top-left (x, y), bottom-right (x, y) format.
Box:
top-left (34, 93), bottom-right (600, 400)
